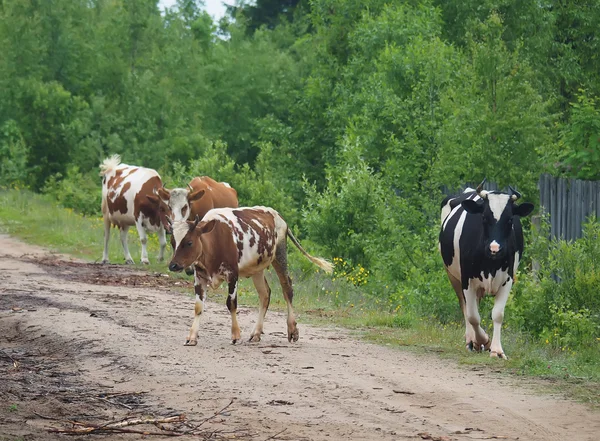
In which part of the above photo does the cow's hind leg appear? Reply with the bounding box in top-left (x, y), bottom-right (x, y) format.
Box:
top-left (185, 270), bottom-right (207, 346)
top-left (102, 215), bottom-right (111, 264)
top-left (446, 270), bottom-right (474, 350)
top-left (272, 242), bottom-right (298, 343)
top-left (119, 226), bottom-right (135, 264)
top-left (227, 278), bottom-right (241, 344)
top-left (464, 285), bottom-right (490, 351)
top-left (249, 271), bottom-right (271, 343)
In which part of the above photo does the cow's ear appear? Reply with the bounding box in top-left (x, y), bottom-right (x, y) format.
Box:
top-left (513, 202), bottom-right (534, 217)
top-left (199, 219), bottom-right (216, 235)
top-left (157, 187), bottom-right (170, 201)
top-left (461, 199), bottom-right (483, 214)
top-left (188, 189), bottom-right (205, 202)
top-left (146, 194), bottom-right (159, 205)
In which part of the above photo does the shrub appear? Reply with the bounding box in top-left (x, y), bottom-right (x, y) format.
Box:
top-left (43, 166), bottom-right (101, 216)
top-left (0, 120), bottom-right (30, 188)
top-left (511, 218), bottom-right (600, 348)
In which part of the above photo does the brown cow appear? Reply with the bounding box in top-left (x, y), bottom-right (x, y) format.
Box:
top-left (168, 206), bottom-right (333, 345)
top-left (158, 176), bottom-right (238, 273)
top-left (100, 155), bottom-right (170, 264)
top-left (158, 176), bottom-right (238, 226)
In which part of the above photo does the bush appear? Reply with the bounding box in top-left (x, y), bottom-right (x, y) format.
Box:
top-left (511, 218), bottom-right (600, 348)
top-left (43, 166), bottom-right (101, 216)
top-left (0, 120), bottom-right (30, 188)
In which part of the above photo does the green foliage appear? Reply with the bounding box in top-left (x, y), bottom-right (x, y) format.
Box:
top-left (0, 120), bottom-right (30, 188)
top-left (303, 138), bottom-right (388, 266)
top-left (556, 91), bottom-right (600, 180)
top-left (43, 166), bottom-right (102, 217)
top-left (429, 12), bottom-right (550, 198)
top-left (511, 218), bottom-right (600, 349)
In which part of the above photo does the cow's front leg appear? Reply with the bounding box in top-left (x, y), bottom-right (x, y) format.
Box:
top-left (185, 270), bottom-right (207, 346)
top-left (135, 222), bottom-right (150, 264)
top-left (464, 285), bottom-right (489, 351)
top-left (157, 226), bottom-right (167, 262)
top-left (489, 279), bottom-right (512, 359)
top-left (226, 278), bottom-right (241, 344)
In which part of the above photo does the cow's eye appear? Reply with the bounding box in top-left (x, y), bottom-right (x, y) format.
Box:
top-left (187, 240), bottom-right (193, 247)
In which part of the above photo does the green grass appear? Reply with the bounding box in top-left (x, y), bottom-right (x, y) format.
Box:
top-left (1, 189), bottom-right (599, 408)
top-left (0, 189), bottom-right (171, 273)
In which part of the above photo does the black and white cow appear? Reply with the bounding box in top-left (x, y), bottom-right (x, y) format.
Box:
top-left (439, 180), bottom-right (534, 359)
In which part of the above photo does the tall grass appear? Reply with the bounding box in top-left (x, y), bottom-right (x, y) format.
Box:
top-left (0, 189), bottom-right (598, 407)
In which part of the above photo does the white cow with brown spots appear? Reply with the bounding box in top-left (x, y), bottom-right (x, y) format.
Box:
top-left (100, 155), bottom-right (170, 264)
top-left (168, 206), bottom-right (333, 345)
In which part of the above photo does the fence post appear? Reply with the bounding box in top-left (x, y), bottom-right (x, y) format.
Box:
top-left (531, 214), bottom-right (541, 280)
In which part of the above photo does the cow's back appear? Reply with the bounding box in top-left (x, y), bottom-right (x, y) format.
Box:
top-left (102, 163), bottom-right (162, 228)
top-left (202, 206), bottom-right (286, 277)
top-left (189, 176), bottom-right (239, 220)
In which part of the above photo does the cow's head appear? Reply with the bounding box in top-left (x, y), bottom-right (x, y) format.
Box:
top-left (168, 185), bottom-right (206, 223)
top-left (461, 180), bottom-right (534, 259)
top-left (168, 215), bottom-right (216, 272)
top-left (146, 187), bottom-right (173, 233)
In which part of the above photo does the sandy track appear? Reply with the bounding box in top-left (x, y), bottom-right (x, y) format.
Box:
top-left (0, 234), bottom-right (598, 440)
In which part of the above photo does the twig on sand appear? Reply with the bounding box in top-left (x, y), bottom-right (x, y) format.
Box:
top-left (264, 428), bottom-right (287, 440)
top-left (47, 414), bottom-right (186, 436)
top-left (181, 398), bottom-right (236, 434)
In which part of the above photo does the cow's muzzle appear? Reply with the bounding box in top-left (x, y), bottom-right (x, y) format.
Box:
top-left (169, 262), bottom-right (183, 272)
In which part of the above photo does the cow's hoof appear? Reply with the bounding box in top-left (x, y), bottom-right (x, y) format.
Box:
top-left (101, 259), bottom-right (110, 264)
top-left (467, 341), bottom-right (487, 352)
top-left (288, 329), bottom-right (299, 343)
top-left (125, 259), bottom-right (135, 265)
top-left (249, 334), bottom-right (261, 343)
top-left (184, 339), bottom-right (197, 346)
top-left (490, 351), bottom-right (508, 360)
top-left (483, 337), bottom-right (492, 351)
top-left (231, 339), bottom-right (238, 345)
top-left (141, 259), bottom-right (150, 265)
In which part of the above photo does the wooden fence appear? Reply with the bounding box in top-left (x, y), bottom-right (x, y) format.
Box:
top-left (538, 174), bottom-right (600, 241)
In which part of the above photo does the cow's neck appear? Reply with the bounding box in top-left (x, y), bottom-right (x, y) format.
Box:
top-left (195, 235), bottom-right (214, 272)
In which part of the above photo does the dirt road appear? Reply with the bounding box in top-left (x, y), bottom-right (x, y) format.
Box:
top-left (1, 234), bottom-right (598, 440)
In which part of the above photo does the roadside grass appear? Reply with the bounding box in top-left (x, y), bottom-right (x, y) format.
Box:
top-left (0, 189), bottom-right (172, 274)
top-left (1, 189), bottom-right (599, 408)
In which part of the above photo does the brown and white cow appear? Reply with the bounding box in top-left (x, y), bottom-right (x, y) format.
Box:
top-left (168, 206), bottom-right (333, 345)
top-left (157, 176), bottom-right (239, 226)
top-left (158, 176), bottom-right (239, 273)
top-left (100, 155), bottom-right (170, 264)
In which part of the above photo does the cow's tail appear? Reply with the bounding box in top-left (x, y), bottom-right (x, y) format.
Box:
top-left (99, 154), bottom-right (121, 176)
top-left (286, 230), bottom-right (333, 274)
